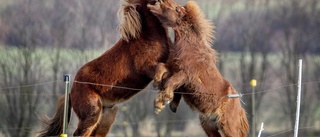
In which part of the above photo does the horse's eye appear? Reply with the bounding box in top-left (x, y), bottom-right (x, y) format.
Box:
top-left (176, 7), bottom-right (180, 12)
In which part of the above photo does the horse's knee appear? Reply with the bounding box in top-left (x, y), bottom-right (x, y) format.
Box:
top-left (154, 63), bottom-right (168, 87)
top-left (162, 86), bottom-right (174, 102)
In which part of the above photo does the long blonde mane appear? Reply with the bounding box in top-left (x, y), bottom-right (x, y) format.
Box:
top-left (118, 0), bottom-right (142, 42)
top-left (185, 1), bottom-right (215, 48)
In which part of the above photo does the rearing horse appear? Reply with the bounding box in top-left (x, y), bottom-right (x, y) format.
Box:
top-left (39, 0), bottom-right (172, 136)
top-left (148, 0), bottom-right (249, 136)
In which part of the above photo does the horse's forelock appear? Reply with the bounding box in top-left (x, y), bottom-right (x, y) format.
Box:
top-left (118, 0), bottom-right (142, 42)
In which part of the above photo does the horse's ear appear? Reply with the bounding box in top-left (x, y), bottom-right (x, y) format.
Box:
top-left (118, 0), bottom-right (142, 42)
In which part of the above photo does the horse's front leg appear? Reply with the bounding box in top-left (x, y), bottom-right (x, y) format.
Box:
top-left (153, 63), bottom-right (169, 88)
top-left (155, 71), bottom-right (186, 114)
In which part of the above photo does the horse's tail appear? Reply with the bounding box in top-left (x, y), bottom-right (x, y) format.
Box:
top-left (239, 108), bottom-right (249, 137)
top-left (38, 95), bottom-right (72, 137)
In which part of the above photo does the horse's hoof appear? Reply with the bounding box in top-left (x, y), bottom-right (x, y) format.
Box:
top-left (155, 108), bottom-right (161, 114)
top-left (169, 104), bottom-right (177, 113)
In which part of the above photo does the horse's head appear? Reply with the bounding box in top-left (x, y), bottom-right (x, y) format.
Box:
top-left (148, 0), bottom-right (215, 48)
top-left (147, 0), bottom-right (186, 28)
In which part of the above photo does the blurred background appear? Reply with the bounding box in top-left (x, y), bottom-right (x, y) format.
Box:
top-left (0, 0), bottom-right (319, 137)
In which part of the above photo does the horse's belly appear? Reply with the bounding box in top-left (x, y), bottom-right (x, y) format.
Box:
top-left (183, 94), bottom-right (220, 115)
top-left (100, 77), bottom-right (151, 105)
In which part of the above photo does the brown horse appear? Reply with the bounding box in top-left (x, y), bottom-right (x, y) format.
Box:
top-left (148, 1), bottom-right (249, 137)
top-left (39, 0), bottom-right (172, 136)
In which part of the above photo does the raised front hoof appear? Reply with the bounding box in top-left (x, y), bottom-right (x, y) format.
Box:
top-left (169, 104), bottom-right (177, 113)
top-left (154, 101), bottom-right (166, 114)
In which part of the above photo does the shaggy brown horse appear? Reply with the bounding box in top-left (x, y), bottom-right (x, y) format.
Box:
top-left (39, 0), bottom-right (172, 136)
top-left (148, 1), bottom-right (249, 137)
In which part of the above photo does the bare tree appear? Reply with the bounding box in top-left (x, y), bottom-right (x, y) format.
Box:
top-left (274, 0), bottom-right (320, 133)
top-left (0, 1), bottom-right (49, 136)
top-left (0, 48), bottom-right (46, 137)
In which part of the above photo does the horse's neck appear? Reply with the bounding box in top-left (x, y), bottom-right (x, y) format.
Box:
top-left (142, 15), bottom-right (168, 40)
top-left (174, 30), bottom-right (181, 42)
top-left (173, 27), bottom-right (218, 67)
top-left (174, 27), bottom-right (197, 44)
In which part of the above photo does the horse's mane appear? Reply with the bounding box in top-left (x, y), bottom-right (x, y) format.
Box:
top-left (184, 1), bottom-right (215, 48)
top-left (118, 0), bottom-right (142, 42)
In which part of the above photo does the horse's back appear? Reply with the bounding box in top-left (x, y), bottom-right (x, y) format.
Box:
top-left (71, 37), bottom-right (169, 104)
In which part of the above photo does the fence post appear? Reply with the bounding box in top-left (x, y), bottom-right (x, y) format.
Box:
top-left (61, 74), bottom-right (71, 137)
top-left (250, 79), bottom-right (257, 137)
top-left (258, 122), bottom-right (264, 137)
top-left (294, 59), bottom-right (302, 137)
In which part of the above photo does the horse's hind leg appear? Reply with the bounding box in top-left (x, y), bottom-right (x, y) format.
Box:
top-left (90, 106), bottom-right (118, 137)
top-left (219, 86), bottom-right (249, 137)
top-left (199, 115), bottom-right (222, 137)
top-left (72, 89), bottom-right (102, 136)
top-left (218, 107), bottom-right (249, 137)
